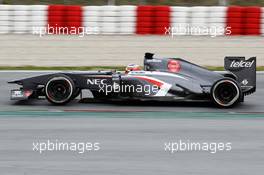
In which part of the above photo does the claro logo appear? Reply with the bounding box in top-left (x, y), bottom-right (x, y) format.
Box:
top-left (87, 79), bottom-right (107, 85)
top-left (230, 60), bottom-right (255, 68)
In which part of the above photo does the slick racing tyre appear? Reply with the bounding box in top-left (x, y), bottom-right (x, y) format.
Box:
top-left (211, 78), bottom-right (241, 108)
top-left (72, 88), bottom-right (81, 99)
top-left (45, 75), bottom-right (75, 105)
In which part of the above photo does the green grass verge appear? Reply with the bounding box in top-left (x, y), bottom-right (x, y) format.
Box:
top-left (0, 111), bottom-right (263, 118)
top-left (0, 66), bottom-right (263, 71)
top-left (0, 66), bottom-right (126, 71)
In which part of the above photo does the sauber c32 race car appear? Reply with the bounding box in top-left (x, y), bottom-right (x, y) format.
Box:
top-left (8, 53), bottom-right (256, 108)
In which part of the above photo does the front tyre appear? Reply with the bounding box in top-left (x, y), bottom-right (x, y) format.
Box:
top-left (211, 78), bottom-right (241, 108)
top-left (45, 75), bottom-right (75, 105)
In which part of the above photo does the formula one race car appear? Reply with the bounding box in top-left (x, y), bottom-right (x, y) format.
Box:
top-left (8, 53), bottom-right (256, 108)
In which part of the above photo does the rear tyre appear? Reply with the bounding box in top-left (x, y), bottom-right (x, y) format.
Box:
top-left (45, 75), bottom-right (75, 105)
top-left (211, 78), bottom-right (241, 108)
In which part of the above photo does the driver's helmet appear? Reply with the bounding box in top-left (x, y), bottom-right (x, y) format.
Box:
top-left (125, 64), bottom-right (141, 74)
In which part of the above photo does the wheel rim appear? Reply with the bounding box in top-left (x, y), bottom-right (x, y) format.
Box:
top-left (212, 80), bottom-right (240, 107)
top-left (45, 77), bottom-right (73, 104)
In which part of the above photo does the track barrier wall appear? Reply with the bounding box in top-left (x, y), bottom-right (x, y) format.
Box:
top-left (0, 5), bottom-right (264, 36)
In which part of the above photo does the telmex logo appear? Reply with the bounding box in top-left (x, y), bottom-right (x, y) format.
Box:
top-left (230, 60), bottom-right (254, 68)
top-left (87, 79), bottom-right (107, 85)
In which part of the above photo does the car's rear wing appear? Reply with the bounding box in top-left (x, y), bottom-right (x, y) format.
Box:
top-left (224, 56), bottom-right (256, 95)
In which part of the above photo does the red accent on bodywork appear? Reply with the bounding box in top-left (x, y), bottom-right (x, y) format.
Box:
top-left (134, 76), bottom-right (163, 87)
top-left (24, 90), bottom-right (33, 97)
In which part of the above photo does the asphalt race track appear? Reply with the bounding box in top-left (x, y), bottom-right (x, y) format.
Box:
top-left (0, 71), bottom-right (263, 175)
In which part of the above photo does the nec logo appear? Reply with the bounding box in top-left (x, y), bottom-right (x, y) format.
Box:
top-left (87, 79), bottom-right (107, 85)
top-left (230, 60), bottom-right (255, 68)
